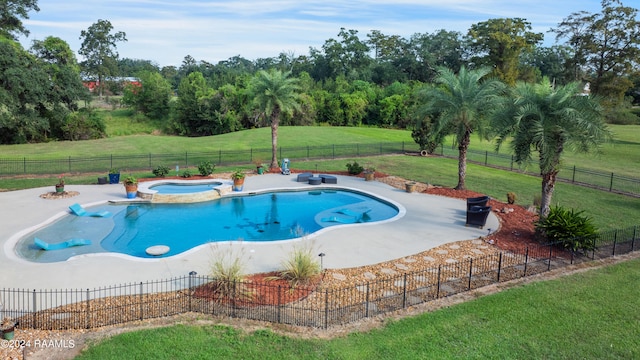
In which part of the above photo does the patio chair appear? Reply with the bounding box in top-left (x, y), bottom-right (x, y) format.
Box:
top-left (466, 206), bottom-right (491, 228)
top-left (34, 237), bottom-right (92, 251)
top-left (466, 196), bottom-right (490, 211)
top-left (69, 203), bottom-right (111, 217)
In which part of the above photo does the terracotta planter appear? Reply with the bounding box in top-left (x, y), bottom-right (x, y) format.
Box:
top-left (124, 184), bottom-right (138, 199)
top-left (364, 172), bottom-right (375, 181)
top-left (233, 178), bottom-right (245, 191)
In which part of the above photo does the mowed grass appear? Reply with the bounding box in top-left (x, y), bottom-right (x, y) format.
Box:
top-left (0, 123), bottom-right (638, 179)
top-left (1, 124), bottom-right (638, 358)
top-left (75, 258), bottom-right (640, 360)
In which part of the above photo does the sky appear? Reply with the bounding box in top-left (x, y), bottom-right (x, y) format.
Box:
top-left (18, 0), bottom-right (605, 68)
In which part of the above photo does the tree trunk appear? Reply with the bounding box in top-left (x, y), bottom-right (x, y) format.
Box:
top-left (539, 170), bottom-right (557, 219)
top-left (269, 108), bottom-right (281, 170)
top-left (454, 129), bottom-right (471, 190)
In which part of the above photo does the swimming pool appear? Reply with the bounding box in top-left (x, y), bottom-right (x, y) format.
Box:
top-left (16, 188), bottom-right (400, 262)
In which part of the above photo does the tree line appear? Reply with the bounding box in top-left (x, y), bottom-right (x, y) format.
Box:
top-left (1, 0), bottom-right (638, 146)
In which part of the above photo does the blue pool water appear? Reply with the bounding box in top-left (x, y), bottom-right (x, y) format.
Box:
top-left (17, 189), bottom-right (399, 262)
top-left (149, 182), bottom-right (223, 194)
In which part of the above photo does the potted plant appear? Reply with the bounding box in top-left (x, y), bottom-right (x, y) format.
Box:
top-left (254, 159), bottom-right (264, 175)
top-left (55, 174), bottom-right (65, 193)
top-left (231, 170), bottom-right (245, 191)
top-left (108, 168), bottom-right (120, 184)
top-left (363, 167), bottom-right (375, 181)
top-left (123, 175), bottom-right (138, 199)
top-left (1, 317), bottom-right (17, 340)
top-left (405, 181), bottom-right (417, 193)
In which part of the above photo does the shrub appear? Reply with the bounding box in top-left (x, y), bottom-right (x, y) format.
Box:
top-left (535, 206), bottom-right (599, 253)
top-left (152, 165), bottom-right (170, 177)
top-left (277, 242), bottom-right (321, 288)
top-left (181, 169), bottom-right (193, 178)
top-left (198, 161), bottom-right (215, 176)
top-left (345, 161), bottom-right (364, 175)
top-left (209, 245), bottom-right (253, 301)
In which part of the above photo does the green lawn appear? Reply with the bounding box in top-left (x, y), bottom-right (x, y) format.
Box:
top-left (75, 258), bottom-right (640, 360)
top-left (1, 124), bottom-right (638, 358)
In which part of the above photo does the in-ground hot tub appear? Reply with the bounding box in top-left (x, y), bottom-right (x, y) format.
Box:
top-left (137, 179), bottom-right (233, 203)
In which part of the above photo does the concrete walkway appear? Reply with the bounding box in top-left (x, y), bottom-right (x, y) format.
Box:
top-left (0, 174), bottom-right (498, 290)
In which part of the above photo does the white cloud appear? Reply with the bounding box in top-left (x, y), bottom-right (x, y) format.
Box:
top-left (19, 0), bottom-right (603, 67)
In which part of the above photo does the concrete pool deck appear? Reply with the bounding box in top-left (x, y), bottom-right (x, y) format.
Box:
top-left (0, 174), bottom-right (499, 290)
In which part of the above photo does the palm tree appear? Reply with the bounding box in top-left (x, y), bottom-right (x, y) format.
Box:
top-left (250, 70), bottom-right (301, 170)
top-left (420, 66), bottom-right (505, 190)
top-left (493, 78), bottom-right (609, 218)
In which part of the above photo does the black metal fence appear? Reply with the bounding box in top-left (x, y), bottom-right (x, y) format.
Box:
top-left (1, 226), bottom-right (637, 330)
top-left (0, 142), bottom-right (416, 176)
top-left (438, 146), bottom-right (640, 196)
top-left (1, 142), bottom-right (638, 196)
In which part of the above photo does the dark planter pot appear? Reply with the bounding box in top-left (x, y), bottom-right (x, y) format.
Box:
top-left (2, 326), bottom-right (15, 340)
top-left (109, 173), bottom-right (120, 184)
top-left (98, 176), bottom-right (108, 185)
top-left (257, 166), bottom-right (264, 175)
top-left (55, 185), bottom-right (65, 193)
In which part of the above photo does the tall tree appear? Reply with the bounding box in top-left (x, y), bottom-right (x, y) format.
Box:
top-left (78, 19), bottom-right (127, 98)
top-left (492, 79), bottom-right (609, 218)
top-left (419, 66), bottom-right (504, 190)
top-left (250, 70), bottom-right (301, 170)
top-left (121, 70), bottom-right (172, 119)
top-left (551, 0), bottom-right (640, 102)
top-left (0, 0), bottom-right (39, 40)
top-left (467, 18), bottom-right (543, 85)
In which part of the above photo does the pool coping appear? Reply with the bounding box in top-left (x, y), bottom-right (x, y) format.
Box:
top-left (0, 174), bottom-right (500, 290)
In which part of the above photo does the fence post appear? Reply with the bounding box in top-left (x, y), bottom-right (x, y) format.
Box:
top-left (632, 226), bottom-right (637, 252)
top-left (402, 274), bottom-right (407, 308)
top-left (32, 289), bottom-right (37, 328)
top-left (612, 230), bottom-right (618, 256)
top-left (277, 285), bottom-right (281, 324)
top-left (324, 289), bottom-right (329, 329)
top-left (610, 172), bottom-right (614, 192)
top-left (86, 288), bottom-right (91, 329)
top-left (548, 245), bottom-right (553, 271)
top-left (110, 154), bottom-right (113, 170)
top-left (436, 265), bottom-right (441, 298)
top-left (68, 156), bottom-right (71, 172)
top-left (365, 283), bottom-right (370, 318)
top-left (188, 274), bottom-right (193, 312)
top-left (484, 151), bottom-right (488, 166)
top-left (572, 165), bottom-right (576, 183)
top-left (510, 155), bottom-right (513, 171)
top-left (467, 258), bottom-right (473, 290)
top-left (523, 248), bottom-right (528, 277)
top-left (307, 145), bottom-right (310, 159)
top-left (23, 157), bottom-right (26, 173)
top-left (497, 253), bottom-right (503, 281)
top-left (139, 282), bottom-right (144, 321)
top-left (332, 144), bottom-right (335, 159)
top-left (402, 141), bottom-right (405, 153)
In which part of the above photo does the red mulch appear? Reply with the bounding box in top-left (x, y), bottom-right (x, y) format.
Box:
top-left (423, 186), bottom-right (540, 253)
top-left (192, 272), bottom-right (323, 306)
